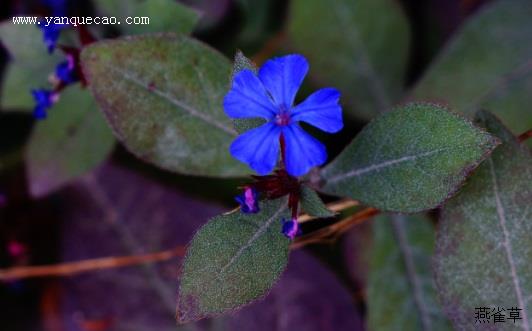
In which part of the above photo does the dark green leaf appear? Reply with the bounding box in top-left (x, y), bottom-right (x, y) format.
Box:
top-left (177, 198), bottom-right (291, 323)
top-left (93, 0), bottom-right (200, 35)
top-left (81, 34), bottom-right (249, 177)
top-left (26, 86), bottom-right (115, 197)
top-left (288, 0), bottom-right (410, 119)
top-left (411, 0), bottom-right (532, 133)
top-left (300, 185), bottom-right (334, 218)
top-left (368, 214), bottom-right (452, 331)
top-left (433, 110), bottom-right (532, 330)
top-left (320, 103), bottom-right (499, 212)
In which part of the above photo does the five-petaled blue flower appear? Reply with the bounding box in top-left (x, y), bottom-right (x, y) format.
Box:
top-left (224, 54), bottom-right (343, 177)
top-left (31, 89), bottom-right (56, 120)
top-left (38, 22), bottom-right (64, 53)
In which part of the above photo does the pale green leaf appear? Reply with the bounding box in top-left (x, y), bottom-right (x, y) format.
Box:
top-left (411, 0), bottom-right (532, 133)
top-left (288, 0), bottom-right (410, 119)
top-left (320, 103), bottom-right (499, 212)
top-left (433, 110), bottom-right (532, 330)
top-left (93, 0), bottom-right (200, 35)
top-left (177, 198), bottom-right (290, 322)
top-left (0, 22), bottom-right (62, 109)
top-left (81, 34), bottom-right (249, 177)
top-left (368, 214), bottom-right (452, 331)
top-left (26, 85), bottom-right (115, 197)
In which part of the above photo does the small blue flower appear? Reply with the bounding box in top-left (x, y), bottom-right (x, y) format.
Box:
top-left (31, 89), bottom-right (56, 120)
top-left (54, 55), bottom-right (78, 85)
top-left (224, 54), bottom-right (343, 177)
top-left (38, 22), bottom-right (65, 53)
top-left (281, 218), bottom-right (301, 240)
top-left (235, 186), bottom-right (260, 213)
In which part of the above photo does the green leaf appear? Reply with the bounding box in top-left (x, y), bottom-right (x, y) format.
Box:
top-left (300, 185), bottom-right (334, 218)
top-left (368, 215), bottom-right (452, 331)
top-left (0, 23), bottom-right (62, 109)
top-left (288, 0), bottom-right (410, 120)
top-left (433, 110), bottom-right (532, 330)
top-left (320, 103), bottom-right (499, 212)
top-left (93, 0), bottom-right (200, 35)
top-left (411, 0), bottom-right (532, 134)
top-left (81, 34), bottom-right (249, 177)
top-left (177, 198), bottom-right (290, 322)
top-left (26, 85), bottom-right (115, 197)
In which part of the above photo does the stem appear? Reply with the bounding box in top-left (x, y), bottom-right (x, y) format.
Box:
top-left (518, 129), bottom-right (532, 143)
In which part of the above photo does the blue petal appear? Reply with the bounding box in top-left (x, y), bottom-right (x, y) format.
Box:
top-left (224, 69), bottom-right (277, 119)
top-left (291, 88), bottom-right (343, 133)
top-left (283, 124), bottom-right (327, 176)
top-left (230, 122), bottom-right (282, 175)
top-left (258, 54), bottom-right (308, 108)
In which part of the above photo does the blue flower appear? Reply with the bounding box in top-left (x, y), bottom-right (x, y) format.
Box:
top-left (235, 186), bottom-right (260, 213)
top-left (54, 55), bottom-right (78, 85)
top-left (281, 218), bottom-right (301, 240)
top-left (31, 89), bottom-right (56, 120)
top-left (38, 22), bottom-right (65, 53)
top-left (224, 54), bottom-right (343, 176)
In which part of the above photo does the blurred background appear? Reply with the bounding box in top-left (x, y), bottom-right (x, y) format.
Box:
top-left (0, 0), bottom-right (529, 330)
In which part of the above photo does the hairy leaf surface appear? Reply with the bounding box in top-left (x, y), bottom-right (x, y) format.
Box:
top-left (434, 111), bottom-right (532, 330)
top-left (81, 34), bottom-right (249, 177)
top-left (321, 103), bottom-right (499, 212)
top-left (177, 198), bottom-right (291, 322)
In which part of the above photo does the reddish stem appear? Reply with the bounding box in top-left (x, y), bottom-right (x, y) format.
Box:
top-left (279, 134), bottom-right (286, 168)
top-left (77, 25), bottom-right (97, 46)
top-left (518, 129), bottom-right (532, 143)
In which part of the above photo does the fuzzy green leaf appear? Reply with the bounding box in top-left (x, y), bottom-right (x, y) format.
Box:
top-left (368, 215), bottom-right (452, 331)
top-left (93, 0), bottom-right (200, 35)
top-left (320, 103), bottom-right (499, 212)
top-left (288, 0), bottom-right (410, 120)
top-left (177, 198), bottom-right (290, 323)
top-left (300, 185), bottom-right (334, 218)
top-left (433, 111), bottom-right (532, 330)
top-left (26, 86), bottom-right (115, 197)
top-left (0, 23), bottom-right (64, 109)
top-left (81, 34), bottom-right (249, 177)
top-left (411, 0), bottom-right (532, 133)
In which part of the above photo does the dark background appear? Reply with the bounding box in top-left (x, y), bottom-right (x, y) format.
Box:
top-left (0, 1), bottom-right (493, 330)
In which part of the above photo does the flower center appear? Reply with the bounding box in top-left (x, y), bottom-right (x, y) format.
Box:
top-left (275, 105), bottom-right (291, 126)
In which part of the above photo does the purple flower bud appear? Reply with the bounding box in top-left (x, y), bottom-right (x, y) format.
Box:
top-left (54, 54), bottom-right (78, 85)
top-left (281, 218), bottom-right (300, 240)
top-left (31, 89), bottom-right (58, 120)
top-left (235, 186), bottom-right (259, 213)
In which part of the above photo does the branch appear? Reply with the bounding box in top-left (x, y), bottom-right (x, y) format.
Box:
top-left (291, 207), bottom-right (380, 249)
top-left (0, 246), bottom-right (185, 281)
top-left (0, 199), bottom-right (364, 281)
top-left (518, 129), bottom-right (532, 143)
